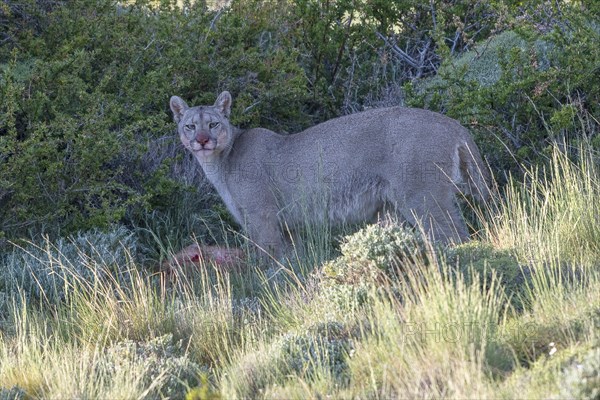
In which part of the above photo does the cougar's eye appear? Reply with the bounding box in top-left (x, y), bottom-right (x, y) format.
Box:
top-left (184, 124), bottom-right (195, 131)
top-left (209, 122), bottom-right (220, 129)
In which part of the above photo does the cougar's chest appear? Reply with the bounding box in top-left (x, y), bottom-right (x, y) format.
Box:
top-left (201, 161), bottom-right (245, 225)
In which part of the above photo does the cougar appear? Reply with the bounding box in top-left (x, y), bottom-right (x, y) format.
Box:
top-left (170, 91), bottom-right (490, 259)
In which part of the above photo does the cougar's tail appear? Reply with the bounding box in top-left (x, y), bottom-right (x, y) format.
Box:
top-left (457, 142), bottom-right (491, 203)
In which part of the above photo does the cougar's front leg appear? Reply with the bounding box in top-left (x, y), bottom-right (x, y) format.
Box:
top-left (244, 208), bottom-right (286, 261)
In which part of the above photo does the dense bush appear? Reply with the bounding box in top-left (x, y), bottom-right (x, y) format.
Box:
top-left (319, 222), bottom-right (428, 312)
top-left (0, 0), bottom-right (312, 239)
top-left (448, 241), bottom-right (532, 311)
top-left (284, 0), bottom-right (510, 114)
top-left (405, 2), bottom-right (600, 176)
top-left (1, 0), bottom-right (199, 237)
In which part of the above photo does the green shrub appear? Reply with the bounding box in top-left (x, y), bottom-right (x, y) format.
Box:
top-left (323, 222), bottom-right (428, 286)
top-left (559, 347), bottom-right (600, 400)
top-left (0, 1), bottom-right (206, 237)
top-left (319, 222), bottom-right (428, 313)
top-left (406, 4), bottom-right (600, 177)
top-left (0, 226), bottom-right (137, 304)
top-left (223, 320), bottom-right (353, 397)
top-left (279, 321), bottom-right (353, 382)
top-left (100, 334), bottom-right (203, 399)
top-left (448, 241), bottom-right (530, 311)
top-left (0, 0), bottom-right (311, 240)
top-left (284, 0), bottom-right (508, 114)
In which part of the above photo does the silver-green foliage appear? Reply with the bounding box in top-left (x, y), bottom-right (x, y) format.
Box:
top-left (559, 347), bottom-right (600, 400)
top-left (225, 321), bottom-right (354, 397)
top-left (319, 222), bottom-right (427, 313)
top-left (279, 321), bottom-right (353, 382)
top-left (439, 30), bottom-right (552, 88)
top-left (0, 386), bottom-right (26, 400)
top-left (100, 334), bottom-right (203, 399)
top-left (1, 226), bottom-right (137, 303)
top-left (323, 222), bottom-right (427, 285)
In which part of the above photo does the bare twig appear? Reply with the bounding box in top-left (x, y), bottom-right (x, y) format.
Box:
top-left (416, 38), bottom-right (431, 78)
top-left (450, 29), bottom-right (461, 55)
top-left (203, 8), bottom-right (224, 42)
top-left (375, 31), bottom-right (419, 69)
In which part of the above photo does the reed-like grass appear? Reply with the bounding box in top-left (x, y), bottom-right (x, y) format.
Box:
top-left (485, 144), bottom-right (600, 264)
top-left (1, 144), bottom-right (599, 398)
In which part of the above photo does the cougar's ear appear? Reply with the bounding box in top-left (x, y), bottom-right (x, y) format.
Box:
top-left (214, 91), bottom-right (232, 118)
top-left (169, 96), bottom-right (188, 123)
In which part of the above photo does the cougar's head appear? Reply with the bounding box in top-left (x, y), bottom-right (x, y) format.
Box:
top-left (170, 91), bottom-right (233, 158)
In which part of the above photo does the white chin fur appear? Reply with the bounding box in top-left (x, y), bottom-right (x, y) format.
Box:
top-left (194, 148), bottom-right (215, 157)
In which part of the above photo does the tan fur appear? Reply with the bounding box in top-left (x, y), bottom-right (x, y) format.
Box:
top-left (170, 91), bottom-right (490, 258)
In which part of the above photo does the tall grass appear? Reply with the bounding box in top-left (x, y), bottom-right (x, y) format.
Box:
top-left (0, 234), bottom-right (245, 396)
top-left (486, 144), bottom-right (600, 264)
top-left (328, 257), bottom-right (508, 398)
top-left (480, 143), bottom-right (600, 362)
top-left (2, 144), bottom-right (600, 398)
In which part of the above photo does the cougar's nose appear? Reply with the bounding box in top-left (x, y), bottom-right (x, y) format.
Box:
top-left (195, 133), bottom-right (210, 146)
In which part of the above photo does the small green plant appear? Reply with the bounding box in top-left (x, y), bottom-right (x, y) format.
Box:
top-left (100, 334), bottom-right (203, 399)
top-left (559, 347), bottom-right (600, 400)
top-left (185, 373), bottom-right (222, 400)
top-left (318, 221), bottom-right (428, 314)
top-left (449, 241), bottom-right (530, 311)
top-left (222, 320), bottom-right (354, 398)
top-left (323, 221), bottom-right (428, 286)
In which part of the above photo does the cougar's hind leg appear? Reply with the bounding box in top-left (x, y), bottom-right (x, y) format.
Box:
top-left (397, 192), bottom-right (469, 244)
